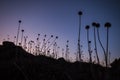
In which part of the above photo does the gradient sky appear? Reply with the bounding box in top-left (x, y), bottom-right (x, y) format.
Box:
top-left (0, 0), bottom-right (120, 62)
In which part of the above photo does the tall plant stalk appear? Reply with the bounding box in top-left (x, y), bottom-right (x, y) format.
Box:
top-left (85, 25), bottom-right (92, 63)
top-left (16, 20), bottom-right (21, 45)
top-left (77, 11), bottom-right (83, 61)
top-left (96, 23), bottom-right (106, 66)
top-left (92, 22), bottom-right (100, 64)
top-left (104, 22), bottom-right (111, 67)
top-left (21, 29), bottom-right (24, 47)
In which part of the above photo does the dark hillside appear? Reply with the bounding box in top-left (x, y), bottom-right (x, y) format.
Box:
top-left (0, 41), bottom-right (119, 80)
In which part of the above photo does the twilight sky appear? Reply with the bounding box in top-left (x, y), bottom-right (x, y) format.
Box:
top-left (0, 0), bottom-right (120, 62)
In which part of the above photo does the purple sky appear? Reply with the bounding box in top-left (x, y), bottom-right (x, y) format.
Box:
top-left (0, 0), bottom-right (120, 63)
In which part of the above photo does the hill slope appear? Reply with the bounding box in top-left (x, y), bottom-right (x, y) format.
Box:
top-left (0, 41), bottom-right (120, 80)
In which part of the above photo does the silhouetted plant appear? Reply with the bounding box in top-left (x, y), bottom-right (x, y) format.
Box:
top-left (85, 25), bottom-right (92, 63)
top-left (77, 11), bottom-right (83, 61)
top-left (28, 40), bottom-right (34, 53)
top-left (21, 29), bottom-right (24, 47)
top-left (52, 42), bottom-right (57, 58)
top-left (92, 22), bottom-right (100, 64)
top-left (95, 23), bottom-right (106, 66)
top-left (109, 51), bottom-right (111, 65)
top-left (45, 35), bottom-right (53, 52)
top-left (41, 34), bottom-right (47, 55)
top-left (104, 22), bottom-right (111, 67)
top-left (7, 35), bottom-right (10, 41)
top-left (62, 48), bottom-right (64, 58)
top-left (56, 36), bottom-right (58, 39)
top-left (38, 34), bottom-right (40, 36)
top-left (46, 36), bottom-right (58, 51)
top-left (56, 46), bottom-right (60, 59)
top-left (16, 20), bottom-right (22, 45)
top-left (23, 36), bottom-right (28, 50)
top-left (14, 36), bottom-right (16, 44)
top-left (47, 49), bottom-right (50, 56)
top-left (65, 40), bottom-right (69, 61)
top-left (36, 34), bottom-right (40, 55)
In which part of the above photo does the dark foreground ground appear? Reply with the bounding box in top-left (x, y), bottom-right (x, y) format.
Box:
top-left (0, 41), bottom-right (120, 80)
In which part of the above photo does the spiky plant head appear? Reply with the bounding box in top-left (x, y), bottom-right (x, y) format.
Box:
top-left (85, 25), bottom-right (90, 30)
top-left (51, 35), bottom-right (53, 37)
top-left (38, 34), bottom-right (40, 36)
top-left (37, 38), bottom-right (39, 40)
top-left (78, 11), bottom-right (83, 15)
top-left (31, 40), bottom-right (34, 43)
top-left (67, 40), bottom-right (69, 43)
top-left (56, 36), bottom-right (58, 39)
top-left (19, 20), bottom-right (22, 23)
top-left (96, 23), bottom-right (100, 28)
top-left (88, 41), bottom-right (91, 43)
top-left (92, 22), bottom-right (97, 27)
top-left (43, 39), bottom-right (45, 41)
top-left (105, 22), bottom-right (111, 28)
top-left (66, 45), bottom-right (68, 47)
top-left (21, 29), bottom-right (24, 32)
top-left (44, 34), bottom-right (47, 37)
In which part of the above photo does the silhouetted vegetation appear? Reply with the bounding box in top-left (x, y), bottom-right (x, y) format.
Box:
top-left (92, 22), bottom-right (100, 64)
top-left (0, 41), bottom-right (120, 80)
top-left (0, 9), bottom-right (118, 80)
top-left (85, 25), bottom-right (92, 63)
top-left (77, 11), bottom-right (83, 61)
